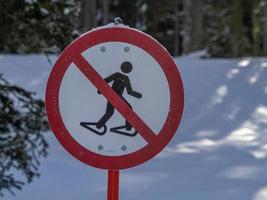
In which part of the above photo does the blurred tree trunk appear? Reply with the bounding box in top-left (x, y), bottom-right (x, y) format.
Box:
top-left (252, 0), bottom-right (261, 56)
top-left (231, 0), bottom-right (244, 57)
top-left (182, 0), bottom-right (192, 54)
top-left (263, 0), bottom-right (267, 56)
top-left (81, 0), bottom-right (96, 32)
top-left (182, 0), bottom-right (204, 54)
top-left (102, 0), bottom-right (109, 24)
top-left (190, 0), bottom-right (204, 51)
top-left (145, 0), bottom-right (177, 55)
top-left (174, 0), bottom-right (180, 56)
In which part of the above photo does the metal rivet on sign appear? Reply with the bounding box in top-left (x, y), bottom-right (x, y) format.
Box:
top-left (98, 144), bottom-right (104, 151)
top-left (121, 145), bottom-right (127, 151)
top-left (124, 46), bottom-right (130, 52)
top-left (100, 46), bottom-right (106, 52)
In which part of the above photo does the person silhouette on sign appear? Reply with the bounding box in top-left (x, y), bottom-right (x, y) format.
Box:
top-left (80, 61), bottom-right (142, 137)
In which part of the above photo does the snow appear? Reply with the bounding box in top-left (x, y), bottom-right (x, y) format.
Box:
top-left (1, 53), bottom-right (267, 200)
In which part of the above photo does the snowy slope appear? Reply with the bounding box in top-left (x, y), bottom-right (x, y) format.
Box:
top-left (1, 53), bottom-right (267, 200)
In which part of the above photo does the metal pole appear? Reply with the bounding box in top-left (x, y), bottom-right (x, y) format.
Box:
top-left (107, 170), bottom-right (119, 200)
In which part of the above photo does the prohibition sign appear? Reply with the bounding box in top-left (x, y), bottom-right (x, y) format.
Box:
top-left (46, 26), bottom-right (184, 170)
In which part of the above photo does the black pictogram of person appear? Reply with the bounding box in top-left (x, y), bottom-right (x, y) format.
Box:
top-left (80, 61), bottom-right (142, 137)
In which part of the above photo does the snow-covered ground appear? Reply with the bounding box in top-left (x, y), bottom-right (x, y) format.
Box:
top-left (1, 53), bottom-right (267, 200)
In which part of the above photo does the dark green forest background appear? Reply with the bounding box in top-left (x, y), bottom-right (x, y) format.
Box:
top-left (1, 0), bottom-right (267, 57)
top-left (1, 0), bottom-right (267, 196)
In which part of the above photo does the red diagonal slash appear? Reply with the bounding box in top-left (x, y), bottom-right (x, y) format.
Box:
top-left (73, 54), bottom-right (157, 143)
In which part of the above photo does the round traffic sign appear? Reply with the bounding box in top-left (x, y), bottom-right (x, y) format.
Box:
top-left (45, 26), bottom-right (184, 169)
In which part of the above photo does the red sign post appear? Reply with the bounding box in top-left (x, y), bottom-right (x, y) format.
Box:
top-left (46, 25), bottom-right (184, 200)
top-left (108, 170), bottom-right (119, 200)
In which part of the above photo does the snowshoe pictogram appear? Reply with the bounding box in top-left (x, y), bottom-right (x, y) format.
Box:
top-left (80, 122), bottom-right (107, 135)
top-left (80, 61), bottom-right (142, 138)
top-left (110, 125), bottom-right (137, 137)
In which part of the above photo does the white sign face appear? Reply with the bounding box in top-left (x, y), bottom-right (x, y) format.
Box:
top-left (46, 27), bottom-right (184, 169)
top-left (58, 42), bottom-right (170, 156)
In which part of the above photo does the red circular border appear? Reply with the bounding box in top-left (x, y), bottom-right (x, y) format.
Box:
top-left (45, 27), bottom-right (184, 170)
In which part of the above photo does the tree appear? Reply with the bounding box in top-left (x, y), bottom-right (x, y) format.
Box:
top-left (79, 0), bottom-right (96, 32)
top-left (0, 0), bottom-right (80, 54)
top-left (252, 0), bottom-right (261, 56)
top-left (0, 74), bottom-right (49, 195)
top-left (203, 0), bottom-right (267, 57)
top-left (174, 0), bottom-right (181, 56)
top-left (204, 0), bottom-right (232, 57)
top-left (143, 0), bottom-right (177, 54)
top-left (102, 0), bottom-right (110, 24)
top-left (0, 0), bottom-right (81, 195)
top-left (263, 0), bottom-right (267, 55)
top-left (180, 0), bottom-right (204, 54)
